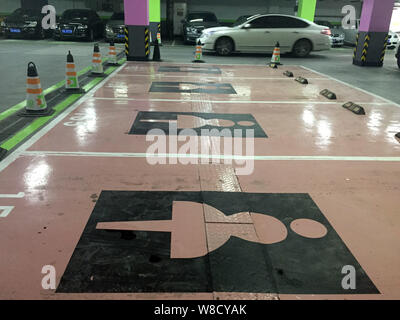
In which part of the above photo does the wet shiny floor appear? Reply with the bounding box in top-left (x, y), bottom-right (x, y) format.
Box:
top-left (0, 62), bottom-right (399, 300)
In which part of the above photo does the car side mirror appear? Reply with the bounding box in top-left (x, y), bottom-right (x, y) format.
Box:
top-left (242, 23), bottom-right (251, 29)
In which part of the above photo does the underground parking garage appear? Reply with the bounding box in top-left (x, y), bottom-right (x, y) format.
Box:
top-left (0, 0), bottom-right (400, 311)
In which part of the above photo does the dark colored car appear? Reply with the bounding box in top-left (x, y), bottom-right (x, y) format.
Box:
top-left (2, 8), bottom-right (51, 39)
top-left (182, 11), bottom-right (220, 43)
top-left (105, 12), bottom-right (125, 42)
top-left (53, 9), bottom-right (104, 41)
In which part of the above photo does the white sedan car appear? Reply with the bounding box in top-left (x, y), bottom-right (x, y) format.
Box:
top-left (198, 14), bottom-right (332, 57)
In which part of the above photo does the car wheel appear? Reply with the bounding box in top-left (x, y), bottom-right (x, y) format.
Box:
top-left (292, 39), bottom-right (312, 57)
top-left (215, 37), bottom-right (234, 56)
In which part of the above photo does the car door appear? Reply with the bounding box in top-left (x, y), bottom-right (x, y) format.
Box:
top-left (264, 16), bottom-right (311, 53)
top-left (232, 16), bottom-right (276, 53)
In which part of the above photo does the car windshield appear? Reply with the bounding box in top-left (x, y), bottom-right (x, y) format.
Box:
top-left (110, 12), bottom-right (124, 20)
top-left (233, 15), bottom-right (252, 27)
top-left (62, 10), bottom-right (90, 20)
top-left (187, 13), bottom-right (217, 23)
top-left (11, 8), bottom-right (40, 18)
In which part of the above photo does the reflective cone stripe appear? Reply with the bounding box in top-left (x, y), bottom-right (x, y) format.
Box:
top-left (271, 44), bottom-right (281, 63)
top-left (26, 62), bottom-right (47, 111)
top-left (157, 32), bottom-right (161, 44)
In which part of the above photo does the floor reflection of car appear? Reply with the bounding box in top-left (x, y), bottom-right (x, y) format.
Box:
top-left (182, 11), bottom-right (220, 44)
top-left (53, 9), bottom-right (104, 41)
top-left (396, 41), bottom-right (400, 68)
top-left (2, 8), bottom-right (51, 39)
top-left (199, 14), bottom-right (331, 57)
top-left (105, 12), bottom-right (125, 42)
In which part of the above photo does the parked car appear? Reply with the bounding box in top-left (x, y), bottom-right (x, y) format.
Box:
top-left (388, 31), bottom-right (399, 49)
top-left (199, 14), bottom-right (331, 57)
top-left (395, 41), bottom-right (400, 68)
top-left (105, 12), bottom-right (125, 42)
top-left (182, 11), bottom-right (220, 44)
top-left (2, 8), bottom-right (51, 39)
top-left (53, 9), bottom-right (104, 41)
top-left (330, 27), bottom-right (345, 47)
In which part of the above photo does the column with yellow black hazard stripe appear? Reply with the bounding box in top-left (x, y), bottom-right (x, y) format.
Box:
top-left (124, 0), bottom-right (150, 61)
top-left (20, 62), bottom-right (53, 117)
top-left (149, 0), bottom-right (161, 46)
top-left (353, 0), bottom-right (395, 67)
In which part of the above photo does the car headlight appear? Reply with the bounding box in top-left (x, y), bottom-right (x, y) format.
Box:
top-left (78, 25), bottom-right (88, 29)
top-left (0, 21), bottom-right (5, 27)
top-left (106, 25), bottom-right (113, 33)
top-left (26, 21), bottom-right (37, 27)
top-left (202, 31), bottom-right (216, 37)
top-left (186, 27), bottom-right (198, 33)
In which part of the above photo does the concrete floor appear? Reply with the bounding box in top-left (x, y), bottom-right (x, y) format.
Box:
top-left (0, 38), bottom-right (399, 113)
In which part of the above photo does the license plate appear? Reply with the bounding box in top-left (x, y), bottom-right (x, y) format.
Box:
top-left (62, 29), bottom-right (73, 34)
top-left (117, 34), bottom-right (124, 38)
top-left (10, 28), bottom-right (21, 33)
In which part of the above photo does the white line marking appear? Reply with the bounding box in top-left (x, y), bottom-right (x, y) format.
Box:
top-left (21, 151), bottom-right (400, 162)
top-left (92, 97), bottom-right (390, 105)
top-left (115, 74), bottom-right (331, 80)
top-left (300, 65), bottom-right (400, 108)
top-left (0, 206), bottom-right (14, 218)
top-left (0, 192), bottom-right (25, 198)
top-left (0, 64), bottom-right (126, 174)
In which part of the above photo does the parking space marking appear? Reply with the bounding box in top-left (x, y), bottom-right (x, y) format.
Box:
top-left (0, 206), bottom-right (14, 218)
top-left (116, 74), bottom-right (331, 80)
top-left (20, 151), bottom-right (400, 162)
top-left (92, 97), bottom-right (391, 105)
top-left (300, 65), bottom-right (400, 109)
top-left (0, 192), bottom-right (25, 198)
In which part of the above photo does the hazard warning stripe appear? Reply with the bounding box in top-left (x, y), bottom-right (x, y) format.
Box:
top-left (27, 88), bottom-right (43, 94)
top-left (27, 78), bottom-right (41, 85)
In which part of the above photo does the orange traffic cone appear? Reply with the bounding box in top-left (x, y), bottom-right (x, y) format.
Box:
top-left (107, 40), bottom-right (118, 66)
top-left (90, 43), bottom-right (104, 77)
top-left (269, 42), bottom-right (282, 67)
top-left (19, 62), bottom-right (53, 117)
top-left (65, 51), bottom-right (84, 93)
top-left (193, 40), bottom-right (205, 63)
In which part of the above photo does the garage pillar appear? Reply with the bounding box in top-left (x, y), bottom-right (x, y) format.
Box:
top-left (353, 0), bottom-right (395, 67)
top-left (297, 0), bottom-right (317, 22)
top-left (149, 0), bottom-right (161, 43)
top-left (124, 0), bottom-right (150, 61)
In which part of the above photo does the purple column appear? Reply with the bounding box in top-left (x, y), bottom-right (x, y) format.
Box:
top-left (123, 0), bottom-right (150, 61)
top-left (359, 0), bottom-right (395, 32)
top-left (124, 0), bottom-right (149, 26)
top-left (353, 0), bottom-right (395, 67)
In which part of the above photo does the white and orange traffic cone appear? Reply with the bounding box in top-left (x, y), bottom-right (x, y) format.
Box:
top-left (65, 51), bottom-right (84, 92)
top-left (91, 43), bottom-right (104, 76)
top-left (107, 40), bottom-right (118, 66)
top-left (269, 42), bottom-right (282, 67)
top-left (20, 62), bottom-right (53, 117)
top-left (193, 40), bottom-right (205, 63)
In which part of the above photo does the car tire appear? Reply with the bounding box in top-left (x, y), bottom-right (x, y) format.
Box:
top-left (292, 39), bottom-right (312, 57)
top-left (215, 37), bottom-right (234, 56)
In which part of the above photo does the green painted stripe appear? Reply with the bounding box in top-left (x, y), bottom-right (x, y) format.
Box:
top-left (0, 66), bottom-right (92, 121)
top-left (1, 75), bottom-right (106, 151)
top-left (83, 78), bottom-right (103, 91)
top-left (105, 66), bottom-right (117, 75)
top-left (1, 94), bottom-right (82, 151)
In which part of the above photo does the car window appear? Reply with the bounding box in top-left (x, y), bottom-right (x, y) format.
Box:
top-left (63, 10), bottom-right (90, 20)
top-left (111, 13), bottom-right (124, 20)
top-left (269, 16), bottom-right (309, 28)
top-left (247, 16), bottom-right (274, 28)
top-left (187, 13), bottom-right (217, 23)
